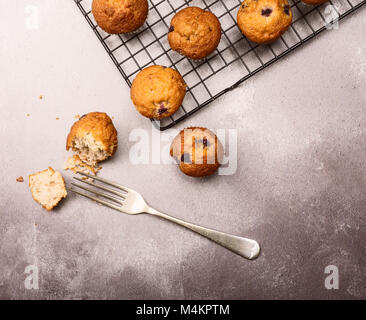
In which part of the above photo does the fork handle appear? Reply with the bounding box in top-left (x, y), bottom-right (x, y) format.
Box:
top-left (147, 207), bottom-right (260, 260)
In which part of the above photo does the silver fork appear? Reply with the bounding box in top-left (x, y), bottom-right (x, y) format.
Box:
top-left (70, 172), bottom-right (260, 260)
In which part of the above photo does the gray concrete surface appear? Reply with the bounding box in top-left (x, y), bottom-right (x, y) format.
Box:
top-left (0, 0), bottom-right (365, 299)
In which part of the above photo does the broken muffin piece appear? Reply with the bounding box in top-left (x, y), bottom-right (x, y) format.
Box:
top-left (66, 112), bottom-right (118, 167)
top-left (29, 167), bottom-right (67, 211)
top-left (64, 154), bottom-right (101, 175)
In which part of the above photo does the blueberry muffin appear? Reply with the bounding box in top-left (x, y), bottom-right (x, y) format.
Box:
top-left (130, 65), bottom-right (187, 119)
top-left (92, 0), bottom-right (148, 34)
top-left (66, 112), bottom-right (118, 166)
top-left (170, 127), bottom-right (224, 177)
top-left (302, 0), bottom-right (328, 4)
top-left (237, 0), bottom-right (292, 44)
top-left (168, 7), bottom-right (221, 60)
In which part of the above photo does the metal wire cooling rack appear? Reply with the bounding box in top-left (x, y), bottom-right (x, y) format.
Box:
top-left (74, 0), bottom-right (366, 130)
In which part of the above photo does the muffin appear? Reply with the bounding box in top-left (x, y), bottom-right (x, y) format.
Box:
top-left (237, 0), bottom-right (293, 44)
top-left (302, 0), bottom-right (328, 4)
top-left (29, 167), bottom-right (67, 211)
top-left (130, 65), bottom-right (187, 119)
top-left (92, 0), bottom-right (148, 34)
top-left (66, 112), bottom-right (118, 166)
top-left (168, 7), bottom-right (221, 60)
top-left (170, 127), bottom-right (223, 177)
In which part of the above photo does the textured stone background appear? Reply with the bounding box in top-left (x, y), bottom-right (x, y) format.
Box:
top-left (0, 1), bottom-right (365, 299)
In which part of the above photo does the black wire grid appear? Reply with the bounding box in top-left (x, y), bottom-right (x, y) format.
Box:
top-left (74, 0), bottom-right (366, 130)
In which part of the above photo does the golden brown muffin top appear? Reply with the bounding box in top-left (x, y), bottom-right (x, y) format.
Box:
top-left (168, 7), bottom-right (222, 60)
top-left (92, 0), bottom-right (148, 34)
top-left (66, 112), bottom-right (118, 156)
top-left (130, 65), bottom-right (187, 119)
top-left (237, 0), bottom-right (292, 44)
top-left (170, 127), bottom-right (224, 177)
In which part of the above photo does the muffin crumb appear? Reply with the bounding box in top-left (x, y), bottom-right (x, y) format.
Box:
top-left (16, 176), bottom-right (24, 182)
top-left (64, 155), bottom-right (102, 175)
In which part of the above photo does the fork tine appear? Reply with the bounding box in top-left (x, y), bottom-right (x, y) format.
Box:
top-left (70, 188), bottom-right (122, 211)
top-left (76, 172), bottom-right (130, 193)
top-left (71, 182), bottom-right (123, 205)
top-left (73, 177), bottom-right (126, 199)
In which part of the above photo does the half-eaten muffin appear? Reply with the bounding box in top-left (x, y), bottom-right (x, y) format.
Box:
top-left (66, 112), bottom-right (118, 167)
